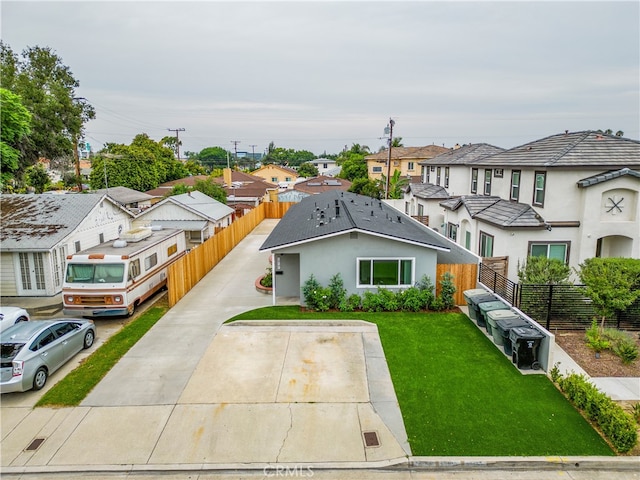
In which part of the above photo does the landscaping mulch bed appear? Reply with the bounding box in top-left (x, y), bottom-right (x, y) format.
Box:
top-left (554, 330), bottom-right (640, 377)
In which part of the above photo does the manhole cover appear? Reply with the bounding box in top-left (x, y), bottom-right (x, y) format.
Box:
top-left (363, 431), bottom-right (380, 447)
top-left (25, 438), bottom-right (45, 451)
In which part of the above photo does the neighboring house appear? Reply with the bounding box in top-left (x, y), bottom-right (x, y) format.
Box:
top-left (311, 158), bottom-right (339, 176)
top-left (145, 175), bottom-right (210, 202)
top-left (401, 131), bottom-right (640, 280)
top-left (276, 176), bottom-right (352, 203)
top-left (365, 145), bottom-right (449, 183)
top-left (94, 186), bottom-right (154, 213)
top-left (216, 169), bottom-right (279, 207)
top-left (133, 190), bottom-right (234, 248)
top-left (251, 164), bottom-right (299, 189)
top-left (0, 194), bottom-right (134, 297)
top-left (259, 190), bottom-right (479, 305)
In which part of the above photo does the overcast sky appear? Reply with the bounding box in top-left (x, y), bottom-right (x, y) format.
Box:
top-left (2, 1), bottom-right (639, 156)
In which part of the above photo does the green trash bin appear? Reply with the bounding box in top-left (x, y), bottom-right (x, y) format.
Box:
top-left (464, 290), bottom-right (497, 325)
top-left (486, 310), bottom-right (522, 346)
top-left (478, 300), bottom-right (510, 335)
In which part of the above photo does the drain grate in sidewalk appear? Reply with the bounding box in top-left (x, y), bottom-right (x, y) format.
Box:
top-left (363, 431), bottom-right (380, 447)
top-left (25, 438), bottom-right (45, 451)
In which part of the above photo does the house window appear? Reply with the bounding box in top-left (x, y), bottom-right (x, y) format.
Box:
top-left (418, 204), bottom-right (424, 216)
top-left (421, 165), bottom-right (426, 181)
top-left (445, 167), bottom-right (450, 188)
top-left (144, 253), bottom-right (158, 270)
top-left (285, 177), bottom-right (292, 182)
top-left (533, 171), bottom-right (546, 206)
top-left (75, 241), bottom-right (81, 253)
top-left (404, 202), bottom-right (409, 214)
top-left (323, 163), bottom-right (328, 169)
top-left (372, 166), bottom-right (382, 173)
top-left (479, 231), bottom-right (494, 257)
top-left (510, 170), bottom-right (521, 201)
top-left (408, 161), bottom-right (415, 171)
top-left (529, 242), bottom-right (569, 263)
top-left (447, 223), bottom-right (458, 242)
top-left (357, 258), bottom-right (414, 287)
top-left (436, 167), bottom-right (441, 185)
top-left (465, 231), bottom-right (471, 250)
top-left (484, 169), bottom-right (492, 195)
top-left (271, 177), bottom-right (278, 182)
top-left (494, 168), bottom-right (504, 178)
top-left (426, 168), bottom-right (431, 183)
top-left (471, 168), bottom-right (478, 193)
top-left (99, 233), bottom-right (104, 244)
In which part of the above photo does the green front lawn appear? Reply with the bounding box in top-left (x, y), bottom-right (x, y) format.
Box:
top-left (229, 306), bottom-right (614, 456)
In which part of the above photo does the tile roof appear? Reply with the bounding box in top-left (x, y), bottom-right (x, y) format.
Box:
top-left (141, 190), bottom-right (234, 221)
top-left (294, 176), bottom-right (352, 194)
top-left (419, 143), bottom-right (505, 165)
top-left (365, 145), bottom-right (450, 161)
top-left (406, 183), bottom-right (450, 200)
top-left (0, 194), bottom-right (129, 250)
top-left (440, 195), bottom-right (546, 229)
top-left (472, 131), bottom-right (640, 168)
top-left (577, 168), bottom-right (640, 187)
top-left (260, 190), bottom-right (451, 252)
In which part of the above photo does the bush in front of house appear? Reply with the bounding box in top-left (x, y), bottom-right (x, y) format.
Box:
top-left (585, 320), bottom-right (639, 364)
top-left (555, 372), bottom-right (638, 453)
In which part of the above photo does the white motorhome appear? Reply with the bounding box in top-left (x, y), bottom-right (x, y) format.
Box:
top-left (62, 226), bottom-right (186, 317)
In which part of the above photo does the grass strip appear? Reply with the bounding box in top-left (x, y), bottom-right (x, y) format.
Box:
top-left (36, 306), bottom-right (167, 407)
top-left (229, 306), bottom-right (614, 456)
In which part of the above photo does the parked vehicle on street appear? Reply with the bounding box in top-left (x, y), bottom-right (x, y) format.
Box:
top-left (0, 319), bottom-right (95, 393)
top-left (62, 226), bottom-right (186, 317)
top-left (0, 306), bottom-right (30, 333)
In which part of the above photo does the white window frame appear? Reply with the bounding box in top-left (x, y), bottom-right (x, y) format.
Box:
top-left (356, 257), bottom-right (415, 288)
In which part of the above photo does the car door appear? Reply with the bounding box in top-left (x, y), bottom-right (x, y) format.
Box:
top-left (29, 327), bottom-right (66, 373)
top-left (52, 322), bottom-right (83, 359)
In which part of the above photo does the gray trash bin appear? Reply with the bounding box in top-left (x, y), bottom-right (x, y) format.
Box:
top-left (486, 310), bottom-right (522, 346)
top-left (478, 300), bottom-right (510, 334)
top-left (464, 291), bottom-right (497, 326)
top-left (494, 317), bottom-right (529, 356)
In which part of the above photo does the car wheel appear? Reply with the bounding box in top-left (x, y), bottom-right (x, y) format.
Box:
top-left (33, 367), bottom-right (48, 391)
top-left (83, 330), bottom-right (95, 349)
top-left (15, 316), bottom-right (28, 324)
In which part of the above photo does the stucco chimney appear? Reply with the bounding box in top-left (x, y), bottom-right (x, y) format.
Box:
top-left (223, 168), bottom-right (232, 186)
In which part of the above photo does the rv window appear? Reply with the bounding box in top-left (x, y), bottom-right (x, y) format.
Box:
top-left (66, 263), bottom-right (124, 283)
top-left (129, 259), bottom-right (141, 280)
top-left (167, 243), bottom-right (178, 256)
top-left (145, 253), bottom-right (158, 270)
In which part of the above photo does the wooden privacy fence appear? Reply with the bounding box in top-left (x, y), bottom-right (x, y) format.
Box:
top-left (167, 202), bottom-right (295, 306)
top-left (436, 263), bottom-right (478, 307)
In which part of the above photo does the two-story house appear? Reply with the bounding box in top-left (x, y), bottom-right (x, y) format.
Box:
top-left (250, 164), bottom-right (299, 189)
top-left (365, 145), bottom-right (449, 183)
top-left (402, 131), bottom-right (640, 280)
top-left (310, 158), bottom-right (340, 177)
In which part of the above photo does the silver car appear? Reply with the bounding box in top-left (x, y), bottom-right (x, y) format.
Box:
top-left (1, 319), bottom-right (95, 393)
top-left (0, 306), bottom-right (30, 333)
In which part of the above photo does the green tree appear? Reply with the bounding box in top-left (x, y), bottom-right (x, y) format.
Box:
top-left (297, 162), bottom-right (319, 178)
top-left (337, 144), bottom-right (370, 182)
top-left (184, 159), bottom-right (206, 176)
top-left (24, 164), bottom-right (50, 193)
top-left (0, 88), bottom-right (31, 190)
top-left (349, 177), bottom-right (382, 199)
top-left (577, 258), bottom-right (640, 328)
top-left (0, 42), bottom-right (95, 174)
top-left (391, 137), bottom-right (404, 147)
top-left (383, 170), bottom-right (409, 199)
top-left (194, 178), bottom-right (227, 203)
top-left (197, 146), bottom-right (230, 170)
top-left (167, 184), bottom-right (189, 196)
top-left (517, 256), bottom-right (572, 284)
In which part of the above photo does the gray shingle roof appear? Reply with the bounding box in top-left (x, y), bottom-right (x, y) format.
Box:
top-left (0, 194), bottom-right (127, 250)
top-left (440, 195), bottom-right (546, 229)
top-left (93, 186), bottom-right (154, 204)
top-left (577, 168), bottom-right (640, 187)
top-left (141, 191), bottom-right (234, 221)
top-left (419, 143), bottom-right (505, 165)
top-left (406, 183), bottom-right (450, 200)
top-left (260, 191), bottom-right (451, 251)
top-left (472, 131), bottom-right (640, 168)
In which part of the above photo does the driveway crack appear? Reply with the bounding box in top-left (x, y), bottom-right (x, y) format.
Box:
top-left (275, 403), bottom-right (293, 463)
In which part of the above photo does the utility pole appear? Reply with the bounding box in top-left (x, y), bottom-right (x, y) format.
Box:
top-left (249, 144), bottom-right (257, 169)
top-left (167, 128), bottom-right (185, 161)
top-left (384, 118), bottom-right (395, 199)
top-left (72, 96), bottom-right (87, 192)
top-left (231, 140), bottom-right (241, 169)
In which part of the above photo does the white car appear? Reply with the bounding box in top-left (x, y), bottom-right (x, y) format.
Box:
top-left (0, 307), bottom-right (30, 333)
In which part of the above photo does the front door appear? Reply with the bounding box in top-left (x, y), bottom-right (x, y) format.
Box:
top-left (18, 252), bottom-right (47, 295)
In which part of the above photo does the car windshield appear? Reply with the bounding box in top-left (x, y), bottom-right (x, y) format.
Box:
top-left (66, 263), bottom-right (125, 283)
top-left (1, 343), bottom-right (25, 361)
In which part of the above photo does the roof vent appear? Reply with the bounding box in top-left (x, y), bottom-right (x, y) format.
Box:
top-left (397, 216), bottom-right (402, 223)
top-left (371, 210), bottom-right (374, 216)
top-left (150, 225), bottom-right (163, 231)
top-left (113, 240), bottom-right (128, 248)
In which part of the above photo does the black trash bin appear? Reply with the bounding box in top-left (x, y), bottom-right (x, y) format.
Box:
top-left (465, 292), bottom-right (497, 327)
top-left (509, 326), bottom-right (545, 369)
top-left (494, 317), bottom-right (529, 356)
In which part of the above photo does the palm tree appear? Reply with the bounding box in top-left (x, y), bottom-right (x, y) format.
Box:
top-left (382, 170), bottom-right (410, 199)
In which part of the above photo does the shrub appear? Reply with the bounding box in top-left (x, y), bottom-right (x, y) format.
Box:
top-left (549, 362), bottom-right (562, 383)
top-left (415, 275), bottom-right (435, 308)
top-left (400, 287), bottom-right (428, 312)
top-left (585, 320), bottom-right (610, 352)
top-left (430, 296), bottom-right (445, 311)
top-left (339, 293), bottom-right (361, 312)
top-left (302, 274), bottom-right (322, 310)
top-left (439, 271), bottom-right (456, 310)
top-left (261, 267), bottom-right (273, 288)
top-left (585, 321), bottom-right (639, 364)
top-left (362, 291), bottom-right (386, 312)
top-left (312, 287), bottom-right (332, 312)
top-left (612, 340), bottom-right (639, 364)
top-left (327, 273), bottom-right (346, 310)
top-left (558, 373), bottom-right (638, 453)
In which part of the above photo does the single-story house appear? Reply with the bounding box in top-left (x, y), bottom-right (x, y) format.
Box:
top-left (0, 194), bottom-right (134, 297)
top-left (133, 190), bottom-right (234, 248)
top-left (94, 186), bottom-right (154, 213)
top-left (259, 190), bottom-right (479, 305)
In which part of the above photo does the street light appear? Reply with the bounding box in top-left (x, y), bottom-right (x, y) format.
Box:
top-left (384, 118), bottom-right (395, 199)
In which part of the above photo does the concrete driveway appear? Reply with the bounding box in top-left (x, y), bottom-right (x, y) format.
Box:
top-left (1, 219), bottom-right (410, 471)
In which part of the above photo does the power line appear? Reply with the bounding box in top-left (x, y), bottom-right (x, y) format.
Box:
top-left (168, 128), bottom-right (186, 160)
top-left (231, 140), bottom-right (241, 168)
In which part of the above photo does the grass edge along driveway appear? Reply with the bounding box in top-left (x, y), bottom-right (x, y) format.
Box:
top-left (229, 306), bottom-right (614, 457)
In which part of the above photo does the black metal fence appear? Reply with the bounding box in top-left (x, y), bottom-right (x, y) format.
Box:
top-left (478, 263), bottom-right (640, 331)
